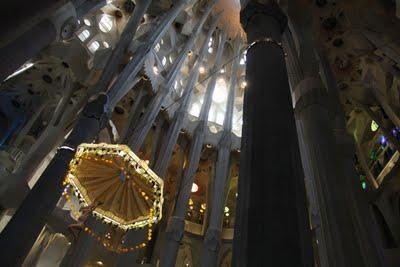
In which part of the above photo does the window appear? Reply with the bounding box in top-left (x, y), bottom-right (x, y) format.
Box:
top-left (88, 41), bottom-right (100, 53)
top-left (103, 41), bottom-right (110, 48)
top-left (78, 29), bottom-right (90, 42)
top-left (162, 56), bottom-right (167, 66)
top-left (99, 15), bottom-right (113, 32)
top-left (83, 19), bottom-right (91, 26)
top-left (154, 43), bottom-right (160, 52)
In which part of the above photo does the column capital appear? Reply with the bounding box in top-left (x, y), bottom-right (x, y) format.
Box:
top-left (240, 1), bottom-right (287, 33)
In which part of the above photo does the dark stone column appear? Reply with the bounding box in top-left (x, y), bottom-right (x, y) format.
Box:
top-left (232, 2), bottom-right (313, 266)
top-left (0, 95), bottom-right (110, 266)
top-left (60, 216), bottom-right (106, 267)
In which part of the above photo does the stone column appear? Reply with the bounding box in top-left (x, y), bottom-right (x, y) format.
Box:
top-left (159, 31), bottom-right (227, 267)
top-left (22, 226), bottom-right (54, 267)
top-left (200, 38), bottom-right (241, 267)
top-left (232, 2), bottom-right (313, 266)
top-left (153, 15), bottom-right (220, 178)
top-left (119, 88), bottom-right (148, 143)
top-left (283, 30), bottom-right (330, 267)
top-left (60, 216), bottom-right (105, 267)
top-left (115, 229), bottom-right (147, 267)
top-left (317, 47), bottom-right (388, 267)
top-left (127, 0), bottom-right (218, 152)
top-left (0, 95), bottom-right (110, 266)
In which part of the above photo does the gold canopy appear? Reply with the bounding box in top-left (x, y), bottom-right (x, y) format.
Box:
top-left (66, 143), bottom-right (164, 230)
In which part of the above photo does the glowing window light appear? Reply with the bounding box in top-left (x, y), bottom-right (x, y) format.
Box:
top-left (380, 135), bottom-right (387, 147)
top-left (5, 62), bottom-right (34, 81)
top-left (84, 19), bottom-right (91, 26)
top-left (225, 213), bottom-right (229, 217)
top-left (169, 55), bottom-right (174, 63)
top-left (78, 29), bottom-right (90, 42)
top-left (191, 183), bottom-right (198, 193)
top-left (88, 41), bottom-right (100, 53)
top-left (174, 80), bottom-right (178, 90)
top-left (162, 56), bottom-right (167, 66)
top-left (216, 111), bottom-right (225, 125)
top-left (240, 57), bottom-right (245, 65)
top-left (208, 47), bottom-right (213, 54)
top-left (189, 102), bottom-right (201, 117)
top-left (361, 181), bottom-right (367, 190)
top-left (220, 68), bottom-right (225, 74)
top-left (103, 41), bottom-right (110, 48)
top-left (154, 43), bottom-right (160, 52)
top-left (99, 15), bottom-right (113, 33)
top-left (153, 66), bottom-right (159, 75)
top-left (371, 120), bottom-right (379, 132)
top-left (199, 66), bottom-right (205, 74)
top-left (212, 78), bottom-right (228, 103)
top-left (224, 206), bottom-right (229, 213)
top-left (201, 203), bottom-right (206, 210)
top-left (241, 81), bottom-right (247, 89)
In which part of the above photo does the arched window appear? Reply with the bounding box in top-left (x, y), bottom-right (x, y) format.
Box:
top-left (77, 29), bottom-right (90, 42)
top-left (99, 15), bottom-right (113, 33)
top-left (88, 41), bottom-right (100, 53)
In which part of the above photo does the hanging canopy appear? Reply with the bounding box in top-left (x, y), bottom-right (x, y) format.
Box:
top-left (67, 143), bottom-right (164, 230)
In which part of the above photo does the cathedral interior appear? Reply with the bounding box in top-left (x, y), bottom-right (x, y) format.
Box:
top-left (0, 0), bottom-right (400, 266)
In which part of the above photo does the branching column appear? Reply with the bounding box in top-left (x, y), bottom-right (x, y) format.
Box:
top-left (153, 15), bottom-right (221, 178)
top-left (60, 216), bottom-right (106, 267)
top-left (283, 30), bottom-right (330, 267)
top-left (200, 37), bottom-right (241, 267)
top-left (232, 2), bottom-right (313, 266)
top-left (317, 48), bottom-right (388, 267)
top-left (159, 31), bottom-right (227, 267)
top-left (127, 0), bottom-right (218, 152)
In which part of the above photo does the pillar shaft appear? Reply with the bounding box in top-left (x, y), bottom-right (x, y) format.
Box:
top-left (284, 30), bottom-right (330, 266)
top-left (159, 31), bottom-right (227, 267)
top-left (120, 88), bottom-right (147, 143)
top-left (60, 216), bottom-right (105, 267)
top-left (127, 0), bottom-right (217, 152)
top-left (317, 48), bottom-right (388, 267)
top-left (233, 2), bottom-right (313, 266)
top-left (200, 39), bottom-right (241, 267)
